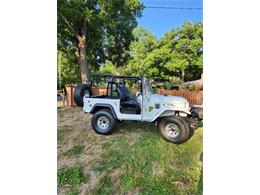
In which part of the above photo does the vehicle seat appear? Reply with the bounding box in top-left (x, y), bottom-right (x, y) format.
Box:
top-left (116, 83), bottom-right (141, 114)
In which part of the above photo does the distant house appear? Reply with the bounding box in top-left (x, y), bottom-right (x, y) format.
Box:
top-left (181, 78), bottom-right (203, 88)
top-left (154, 78), bottom-right (203, 90)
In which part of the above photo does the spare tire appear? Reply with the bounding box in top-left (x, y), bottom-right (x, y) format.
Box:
top-left (74, 84), bottom-right (92, 107)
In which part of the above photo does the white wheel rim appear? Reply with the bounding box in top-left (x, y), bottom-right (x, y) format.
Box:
top-left (165, 123), bottom-right (180, 138)
top-left (97, 116), bottom-right (110, 130)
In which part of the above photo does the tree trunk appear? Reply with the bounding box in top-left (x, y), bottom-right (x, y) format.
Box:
top-left (181, 70), bottom-right (185, 82)
top-left (61, 15), bottom-right (89, 83)
top-left (77, 38), bottom-right (89, 83)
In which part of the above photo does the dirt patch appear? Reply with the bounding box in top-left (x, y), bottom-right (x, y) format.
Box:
top-left (57, 107), bottom-right (142, 194)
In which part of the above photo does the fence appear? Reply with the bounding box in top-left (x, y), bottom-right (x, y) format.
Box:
top-left (92, 87), bottom-right (107, 96)
top-left (92, 87), bottom-right (137, 96)
top-left (63, 87), bottom-right (203, 107)
top-left (92, 87), bottom-right (203, 105)
top-left (156, 89), bottom-right (203, 105)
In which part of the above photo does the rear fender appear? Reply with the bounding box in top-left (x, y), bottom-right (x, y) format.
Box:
top-left (90, 103), bottom-right (118, 119)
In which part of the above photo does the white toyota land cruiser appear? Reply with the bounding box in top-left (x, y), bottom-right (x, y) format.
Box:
top-left (74, 75), bottom-right (201, 144)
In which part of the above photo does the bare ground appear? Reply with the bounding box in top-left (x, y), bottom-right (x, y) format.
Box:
top-left (57, 107), bottom-right (143, 194)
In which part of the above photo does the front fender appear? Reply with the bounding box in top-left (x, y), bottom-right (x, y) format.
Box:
top-left (144, 106), bottom-right (191, 122)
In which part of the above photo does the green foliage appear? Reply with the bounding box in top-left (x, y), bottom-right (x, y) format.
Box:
top-left (58, 166), bottom-right (89, 186)
top-left (125, 27), bottom-right (158, 77)
top-left (63, 145), bottom-right (85, 157)
top-left (162, 21), bottom-right (203, 81)
top-left (125, 21), bottom-right (203, 81)
top-left (164, 81), bottom-right (172, 90)
top-left (57, 51), bottom-right (81, 87)
top-left (180, 82), bottom-right (203, 91)
top-left (58, 1), bottom-right (202, 83)
top-left (58, 0), bottom-right (144, 77)
top-left (170, 76), bottom-right (182, 85)
top-left (99, 60), bottom-right (120, 75)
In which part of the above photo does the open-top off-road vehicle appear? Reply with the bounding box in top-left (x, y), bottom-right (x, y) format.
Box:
top-left (74, 75), bottom-right (201, 144)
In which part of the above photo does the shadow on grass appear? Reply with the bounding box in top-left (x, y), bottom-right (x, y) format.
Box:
top-left (187, 119), bottom-right (203, 141)
top-left (115, 121), bottom-right (160, 137)
top-left (116, 119), bottom-right (203, 143)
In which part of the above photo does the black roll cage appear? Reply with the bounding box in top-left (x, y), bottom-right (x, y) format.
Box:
top-left (89, 75), bottom-right (143, 97)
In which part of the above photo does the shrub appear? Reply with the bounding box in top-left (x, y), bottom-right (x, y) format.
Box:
top-left (170, 76), bottom-right (182, 85)
top-left (164, 81), bottom-right (172, 90)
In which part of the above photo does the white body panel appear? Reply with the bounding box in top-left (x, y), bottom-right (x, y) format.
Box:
top-left (83, 97), bottom-right (141, 120)
top-left (83, 93), bottom-right (190, 122)
top-left (142, 94), bottom-right (191, 122)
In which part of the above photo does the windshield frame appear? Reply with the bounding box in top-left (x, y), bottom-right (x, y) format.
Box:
top-left (142, 78), bottom-right (152, 96)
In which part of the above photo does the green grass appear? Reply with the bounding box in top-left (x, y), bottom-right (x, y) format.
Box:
top-left (92, 160), bottom-right (112, 173)
top-left (58, 108), bottom-right (203, 194)
top-left (90, 175), bottom-right (114, 195)
top-left (196, 168), bottom-right (203, 195)
top-left (101, 141), bottom-right (113, 149)
top-left (91, 124), bottom-right (203, 194)
top-left (121, 173), bottom-right (138, 190)
top-left (58, 125), bottom-right (72, 144)
top-left (58, 166), bottom-right (89, 186)
top-left (65, 187), bottom-right (79, 195)
top-left (63, 145), bottom-right (85, 157)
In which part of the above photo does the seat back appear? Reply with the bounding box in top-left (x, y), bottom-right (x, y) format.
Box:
top-left (116, 85), bottom-right (127, 102)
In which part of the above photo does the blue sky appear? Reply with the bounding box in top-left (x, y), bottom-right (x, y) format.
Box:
top-left (137, 0), bottom-right (203, 38)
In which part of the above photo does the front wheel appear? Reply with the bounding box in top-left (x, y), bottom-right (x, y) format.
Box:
top-left (91, 110), bottom-right (117, 135)
top-left (159, 116), bottom-right (189, 144)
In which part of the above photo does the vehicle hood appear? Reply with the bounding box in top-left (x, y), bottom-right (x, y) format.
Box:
top-left (150, 94), bottom-right (189, 104)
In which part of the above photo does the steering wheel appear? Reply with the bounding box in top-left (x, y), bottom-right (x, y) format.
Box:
top-left (136, 91), bottom-right (142, 97)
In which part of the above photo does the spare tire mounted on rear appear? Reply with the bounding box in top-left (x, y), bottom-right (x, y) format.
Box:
top-left (74, 84), bottom-right (92, 107)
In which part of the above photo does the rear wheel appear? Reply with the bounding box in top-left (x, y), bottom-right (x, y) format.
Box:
top-left (159, 116), bottom-right (189, 144)
top-left (74, 84), bottom-right (92, 107)
top-left (91, 110), bottom-right (117, 135)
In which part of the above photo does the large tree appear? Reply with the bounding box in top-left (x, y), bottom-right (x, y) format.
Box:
top-left (127, 22), bottom-right (203, 82)
top-left (161, 21), bottom-right (203, 81)
top-left (125, 27), bottom-right (157, 76)
top-left (58, 0), bottom-right (143, 82)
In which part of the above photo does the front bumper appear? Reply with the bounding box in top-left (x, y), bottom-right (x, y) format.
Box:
top-left (190, 106), bottom-right (203, 119)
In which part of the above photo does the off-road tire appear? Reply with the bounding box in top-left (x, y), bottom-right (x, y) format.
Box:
top-left (91, 110), bottom-right (117, 135)
top-left (175, 116), bottom-right (191, 140)
top-left (159, 116), bottom-right (189, 144)
top-left (74, 84), bottom-right (92, 107)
